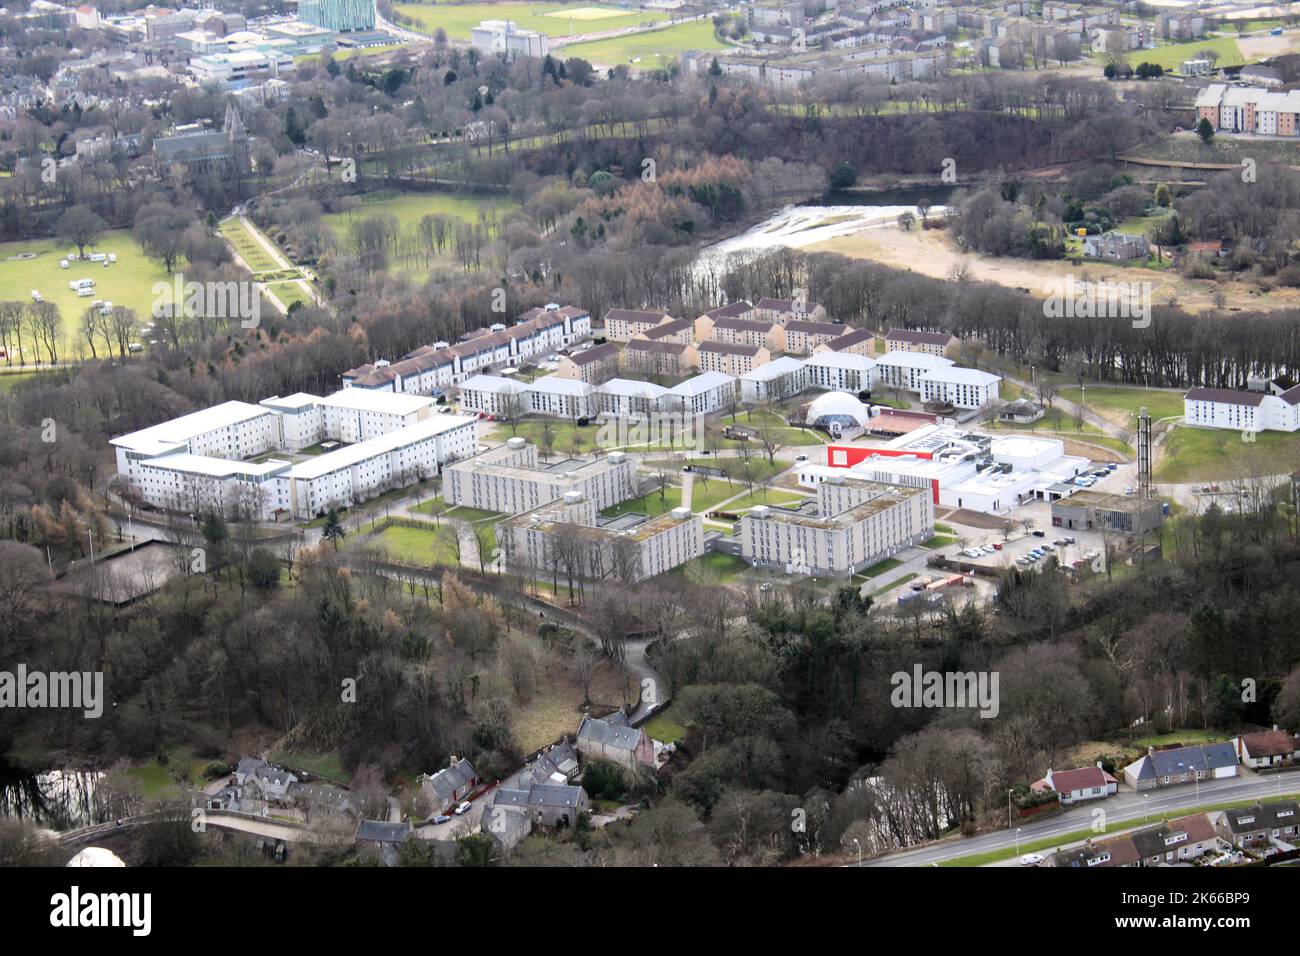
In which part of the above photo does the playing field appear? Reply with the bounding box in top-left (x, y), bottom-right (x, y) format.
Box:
top-left (320, 190), bottom-right (517, 236)
top-left (392, 2), bottom-right (667, 40)
top-left (559, 20), bottom-right (726, 67)
top-left (0, 231), bottom-right (173, 362)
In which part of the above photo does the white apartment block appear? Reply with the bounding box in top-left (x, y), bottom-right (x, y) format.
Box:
top-left (803, 351), bottom-right (876, 393)
top-left (501, 493), bottom-right (704, 583)
top-left (919, 367), bottom-right (1001, 410)
top-left (664, 371), bottom-right (738, 416)
top-left (595, 379), bottom-right (669, 419)
top-left (1183, 386), bottom-right (1300, 432)
top-left (740, 356), bottom-right (808, 404)
top-left (112, 390), bottom-right (477, 520)
top-left (527, 376), bottom-right (595, 420)
top-left (444, 439), bottom-right (635, 514)
top-left (875, 351), bottom-right (956, 393)
top-left (739, 477), bottom-right (933, 576)
top-left (458, 374), bottom-right (528, 416)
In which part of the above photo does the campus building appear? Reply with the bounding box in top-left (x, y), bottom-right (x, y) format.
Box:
top-left (603, 308), bottom-right (676, 343)
top-left (1183, 385), bottom-right (1300, 433)
top-left (738, 476), bottom-right (933, 576)
top-left (443, 439), bottom-right (636, 514)
top-left (469, 19), bottom-right (549, 59)
top-left (111, 391), bottom-right (477, 520)
top-left (500, 492), bottom-right (705, 582)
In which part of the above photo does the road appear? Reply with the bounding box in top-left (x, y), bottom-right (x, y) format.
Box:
top-left (861, 770), bottom-right (1296, 867)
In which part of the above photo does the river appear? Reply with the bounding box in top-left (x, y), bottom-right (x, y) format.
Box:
top-left (0, 758), bottom-right (108, 830)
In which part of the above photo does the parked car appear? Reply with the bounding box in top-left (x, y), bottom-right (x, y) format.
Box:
top-left (1041, 543), bottom-right (1055, 552)
top-left (1032, 530), bottom-right (1046, 538)
top-left (432, 815), bottom-right (451, 825)
top-left (992, 542), bottom-right (1003, 551)
top-left (1020, 853), bottom-right (1044, 866)
top-left (1063, 536), bottom-right (1076, 544)
top-left (454, 801), bottom-right (472, 815)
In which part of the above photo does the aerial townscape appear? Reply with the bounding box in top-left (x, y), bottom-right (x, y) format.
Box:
top-left (2, 0), bottom-right (1300, 918)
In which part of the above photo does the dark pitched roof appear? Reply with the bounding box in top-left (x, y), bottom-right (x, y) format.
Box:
top-left (785, 320), bottom-right (843, 336)
top-left (626, 339), bottom-right (689, 355)
top-left (1147, 742), bottom-right (1238, 776)
top-left (1220, 800), bottom-right (1300, 833)
top-left (1184, 387), bottom-right (1264, 407)
top-left (713, 317), bottom-right (778, 334)
top-left (604, 308), bottom-right (672, 325)
top-left (356, 820), bottom-right (412, 843)
top-left (568, 342), bottom-right (619, 366)
top-left (641, 318), bottom-right (693, 340)
top-left (887, 328), bottom-right (956, 346)
top-left (699, 341), bottom-right (761, 357)
top-left (826, 328), bottom-right (874, 350)
top-left (423, 758), bottom-right (477, 804)
top-left (701, 301), bottom-right (754, 320)
top-left (577, 713), bottom-right (644, 751)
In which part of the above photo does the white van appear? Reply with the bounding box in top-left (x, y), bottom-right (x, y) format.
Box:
top-left (69, 278), bottom-right (95, 290)
top-left (88, 253), bottom-right (106, 262)
top-left (77, 287), bottom-right (94, 297)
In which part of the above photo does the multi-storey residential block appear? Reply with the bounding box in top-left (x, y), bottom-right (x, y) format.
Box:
top-left (885, 328), bottom-right (958, 357)
top-left (740, 356), bottom-right (807, 404)
top-left (555, 342), bottom-right (620, 384)
top-left (444, 438), bottom-right (635, 514)
top-left (603, 307), bottom-right (675, 342)
top-left (784, 319), bottom-right (846, 354)
top-left (622, 339), bottom-right (698, 377)
top-left (698, 341), bottom-right (770, 377)
top-left (1183, 385), bottom-right (1300, 432)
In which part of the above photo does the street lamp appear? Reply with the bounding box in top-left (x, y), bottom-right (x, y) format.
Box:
top-left (1008, 789), bottom-right (1013, 827)
top-left (87, 529), bottom-right (95, 565)
top-left (1143, 793), bottom-right (1149, 822)
top-left (852, 837), bottom-right (861, 868)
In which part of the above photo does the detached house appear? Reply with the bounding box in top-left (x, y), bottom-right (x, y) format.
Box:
top-left (1232, 728), bottom-right (1300, 769)
top-left (576, 711), bottom-right (655, 770)
top-left (1032, 764), bottom-right (1118, 805)
top-left (419, 756), bottom-right (479, 814)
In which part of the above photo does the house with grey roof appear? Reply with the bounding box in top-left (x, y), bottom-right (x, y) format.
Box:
top-left (1122, 742), bottom-right (1238, 791)
top-left (1082, 231), bottom-right (1149, 261)
top-left (576, 712), bottom-right (655, 771)
top-left (1214, 800), bottom-right (1300, 848)
top-left (486, 775), bottom-right (589, 829)
top-left (419, 757), bottom-right (480, 814)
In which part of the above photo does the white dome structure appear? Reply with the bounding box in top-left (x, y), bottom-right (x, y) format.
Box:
top-left (806, 391), bottom-right (871, 431)
top-left (67, 846), bottom-right (126, 867)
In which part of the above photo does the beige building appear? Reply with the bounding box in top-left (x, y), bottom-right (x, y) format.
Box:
top-left (754, 296), bottom-right (826, 325)
top-left (443, 438), bottom-right (635, 514)
top-left (603, 308), bottom-right (675, 342)
top-left (623, 339), bottom-right (698, 377)
top-left (885, 328), bottom-right (958, 357)
top-left (555, 342), bottom-right (620, 384)
top-left (815, 327), bottom-right (876, 357)
top-left (501, 492), bottom-right (705, 583)
top-left (698, 341), bottom-right (770, 377)
top-left (636, 318), bottom-right (694, 346)
top-left (784, 319), bottom-right (846, 355)
top-left (739, 475), bottom-right (933, 576)
top-left (696, 316), bottom-right (785, 353)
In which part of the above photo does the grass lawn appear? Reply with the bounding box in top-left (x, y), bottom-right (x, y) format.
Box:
top-left (485, 420), bottom-right (601, 455)
top-left (125, 748), bottom-right (210, 797)
top-left (1129, 728), bottom-right (1226, 750)
top-left (219, 218), bottom-right (279, 272)
top-left (1155, 425), bottom-right (1300, 482)
top-left (601, 487), bottom-right (681, 518)
top-left (366, 522), bottom-right (462, 565)
top-left (560, 19), bottom-right (726, 68)
top-left (0, 231), bottom-right (176, 362)
top-left (643, 705), bottom-right (688, 744)
top-left (321, 189), bottom-right (517, 237)
top-left (669, 550), bottom-right (749, 583)
top-left (269, 751), bottom-right (352, 783)
top-left (857, 557), bottom-right (903, 578)
top-left (1098, 36), bottom-right (1243, 70)
top-left (393, 2), bottom-right (667, 40)
top-left (873, 572), bottom-right (917, 596)
top-left (717, 487), bottom-right (808, 511)
top-left (266, 280), bottom-right (312, 311)
top-left (920, 535), bottom-right (958, 549)
top-left (687, 478), bottom-right (751, 513)
top-left (1058, 386), bottom-right (1185, 423)
top-left (0, 370), bottom-right (41, 392)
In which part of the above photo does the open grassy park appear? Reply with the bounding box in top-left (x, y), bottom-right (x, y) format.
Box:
top-left (366, 521), bottom-right (463, 565)
top-left (1058, 386), bottom-right (1185, 424)
top-left (393, 2), bottom-right (668, 40)
top-left (321, 190), bottom-right (517, 237)
top-left (1154, 425), bottom-right (1300, 482)
top-left (561, 20), bottom-right (727, 68)
top-left (0, 230), bottom-right (173, 361)
top-left (1096, 35), bottom-right (1243, 70)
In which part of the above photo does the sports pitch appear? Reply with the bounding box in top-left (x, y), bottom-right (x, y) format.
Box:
top-left (393, 2), bottom-right (668, 40)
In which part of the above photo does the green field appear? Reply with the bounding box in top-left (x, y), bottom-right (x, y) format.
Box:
top-left (1155, 425), bottom-right (1300, 482)
top-left (0, 231), bottom-right (175, 362)
top-left (1099, 36), bottom-right (1244, 70)
top-left (322, 190), bottom-right (517, 237)
top-left (393, 2), bottom-right (668, 40)
top-left (670, 550), bottom-right (749, 583)
top-left (560, 20), bottom-right (726, 67)
top-left (642, 705), bottom-right (688, 743)
top-left (717, 488), bottom-right (808, 511)
top-left (367, 522), bottom-right (463, 565)
top-left (1059, 386), bottom-right (1185, 423)
top-left (600, 486), bottom-right (681, 518)
top-left (219, 218), bottom-right (279, 272)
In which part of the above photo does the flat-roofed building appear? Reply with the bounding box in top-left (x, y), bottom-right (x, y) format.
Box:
top-left (1051, 489), bottom-right (1164, 536)
top-left (603, 308), bottom-right (675, 342)
top-left (501, 493), bottom-right (705, 582)
top-left (739, 476), bottom-right (933, 576)
top-left (875, 350), bottom-right (956, 393)
top-left (920, 367), bottom-right (1001, 410)
top-left (444, 438), bottom-right (635, 514)
top-left (527, 375), bottom-right (595, 420)
top-left (698, 341), bottom-right (770, 377)
top-left (458, 374), bottom-right (528, 417)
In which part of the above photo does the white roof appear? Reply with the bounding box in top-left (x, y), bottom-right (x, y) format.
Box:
top-left (876, 352), bottom-right (955, 371)
top-left (260, 392), bottom-right (318, 411)
top-left (666, 371), bottom-right (735, 397)
top-left (598, 378), bottom-right (669, 399)
top-left (919, 367), bottom-right (1000, 387)
top-left (288, 415), bottom-right (476, 480)
top-left (741, 356), bottom-right (806, 382)
top-left (529, 375), bottom-right (593, 397)
top-left (807, 391), bottom-right (872, 427)
top-left (111, 401), bottom-right (273, 454)
top-left (461, 374), bottom-right (526, 395)
top-left (136, 453), bottom-right (290, 479)
top-left (319, 388), bottom-right (432, 417)
top-left (804, 351), bottom-right (876, 371)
